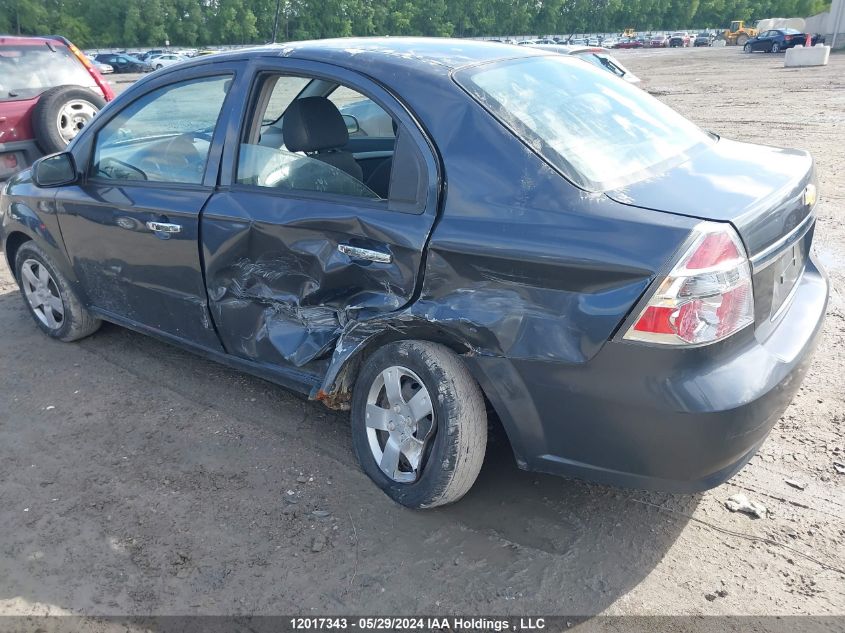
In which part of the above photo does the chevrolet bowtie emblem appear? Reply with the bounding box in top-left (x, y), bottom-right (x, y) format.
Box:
top-left (803, 184), bottom-right (817, 208)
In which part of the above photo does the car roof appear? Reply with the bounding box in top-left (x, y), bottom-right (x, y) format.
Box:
top-left (0, 35), bottom-right (68, 47)
top-left (193, 37), bottom-right (546, 75)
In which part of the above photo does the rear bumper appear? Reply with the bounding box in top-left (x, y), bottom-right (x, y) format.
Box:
top-left (466, 253), bottom-right (828, 493)
top-left (0, 139), bottom-right (41, 181)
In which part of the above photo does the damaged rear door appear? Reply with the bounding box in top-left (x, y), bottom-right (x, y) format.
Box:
top-left (201, 58), bottom-right (440, 370)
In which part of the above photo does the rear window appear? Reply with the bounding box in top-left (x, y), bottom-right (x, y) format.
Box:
top-left (0, 43), bottom-right (94, 101)
top-left (454, 55), bottom-right (714, 191)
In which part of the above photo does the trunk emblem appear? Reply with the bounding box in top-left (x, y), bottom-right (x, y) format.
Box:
top-left (803, 184), bottom-right (817, 208)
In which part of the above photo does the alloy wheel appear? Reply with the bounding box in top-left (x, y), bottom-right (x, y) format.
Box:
top-left (21, 259), bottom-right (64, 330)
top-left (365, 365), bottom-right (436, 483)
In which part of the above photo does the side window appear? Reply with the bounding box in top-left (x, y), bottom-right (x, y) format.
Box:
top-left (237, 74), bottom-right (396, 200)
top-left (328, 86), bottom-right (395, 139)
top-left (261, 75), bottom-right (310, 125)
top-left (92, 75), bottom-right (230, 184)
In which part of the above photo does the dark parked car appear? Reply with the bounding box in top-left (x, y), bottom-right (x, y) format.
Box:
top-left (743, 28), bottom-right (812, 53)
top-left (0, 35), bottom-right (115, 179)
top-left (93, 53), bottom-right (151, 73)
top-left (0, 39), bottom-right (827, 508)
top-left (694, 32), bottom-right (715, 46)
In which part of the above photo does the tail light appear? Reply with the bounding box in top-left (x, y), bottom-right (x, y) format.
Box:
top-left (623, 222), bottom-right (754, 346)
top-left (57, 37), bottom-right (116, 101)
top-left (785, 35), bottom-right (793, 41)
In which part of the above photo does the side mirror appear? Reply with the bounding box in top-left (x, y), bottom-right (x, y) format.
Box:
top-left (32, 152), bottom-right (77, 188)
top-left (342, 114), bottom-right (360, 135)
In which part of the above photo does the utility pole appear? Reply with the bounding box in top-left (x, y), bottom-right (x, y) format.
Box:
top-left (272, 0), bottom-right (282, 43)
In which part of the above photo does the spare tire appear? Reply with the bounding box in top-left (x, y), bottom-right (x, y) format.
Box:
top-left (32, 86), bottom-right (106, 154)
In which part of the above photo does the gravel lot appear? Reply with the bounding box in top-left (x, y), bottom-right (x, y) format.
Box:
top-left (0, 46), bottom-right (843, 618)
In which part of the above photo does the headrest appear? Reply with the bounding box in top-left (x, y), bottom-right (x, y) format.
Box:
top-left (283, 97), bottom-right (348, 152)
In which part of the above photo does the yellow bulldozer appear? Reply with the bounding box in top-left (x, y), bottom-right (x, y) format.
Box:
top-left (723, 20), bottom-right (758, 46)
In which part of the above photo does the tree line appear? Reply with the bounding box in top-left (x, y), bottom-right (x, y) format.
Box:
top-left (0, 0), bottom-right (832, 49)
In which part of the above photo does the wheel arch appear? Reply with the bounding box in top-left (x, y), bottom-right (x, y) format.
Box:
top-left (4, 230), bottom-right (33, 276)
top-left (3, 222), bottom-right (86, 302)
top-left (315, 319), bottom-right (529, 469)
top-left (316, 320), bottom-right (475, 407)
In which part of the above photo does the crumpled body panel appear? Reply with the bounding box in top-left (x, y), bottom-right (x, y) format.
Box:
top-left (201, 187), bottom-right (434, 368)
top-left (198, 54), bottom-right (699, 402)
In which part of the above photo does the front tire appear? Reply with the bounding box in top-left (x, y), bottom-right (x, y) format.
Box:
top-left (351, 341), bottom-right (487, 509)
top-left (15, 241), bottom-right (101, 342)
top-left (743, 43), bottom-right (752, 53)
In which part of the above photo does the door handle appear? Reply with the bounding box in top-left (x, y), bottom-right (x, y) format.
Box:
top-left (146, 221), bottom-right (181, 234)
top-left (337, 244), bottom-right (392, 263)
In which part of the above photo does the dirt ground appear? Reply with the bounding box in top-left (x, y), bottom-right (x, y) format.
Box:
top-left (0, 46), bottom-right (843, 618)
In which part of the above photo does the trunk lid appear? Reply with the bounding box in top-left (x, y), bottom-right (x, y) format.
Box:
top-left (605, 138), bottom-right (815, 257)
top-left (606, 138), bottom-right (817, 336)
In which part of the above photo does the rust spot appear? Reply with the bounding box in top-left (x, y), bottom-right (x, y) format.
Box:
top-left (315, 389), bottom-right (352, 411)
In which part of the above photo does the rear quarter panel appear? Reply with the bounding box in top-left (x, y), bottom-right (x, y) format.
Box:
top-left (403, 71), bottom-right (699, 363)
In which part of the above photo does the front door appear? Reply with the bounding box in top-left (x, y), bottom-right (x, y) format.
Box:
top-left (56, 67), bottom-right (240, 348)
top-left (754, 31), bottom-right (773, 51)
top-left (201, 61), bottom-right (440, 369)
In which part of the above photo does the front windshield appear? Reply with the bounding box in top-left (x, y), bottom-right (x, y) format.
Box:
top-left (0, 44), bottom-right (94, 100)
top-left (454, 55), bottom-right (714, 191)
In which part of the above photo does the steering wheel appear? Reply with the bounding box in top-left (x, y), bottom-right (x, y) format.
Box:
top-left (137, 132), bottom-right (210, 180)
top-left (98, 156), bottom-right (148, 181)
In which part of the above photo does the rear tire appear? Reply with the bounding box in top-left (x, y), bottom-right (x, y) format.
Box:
top-left (14, 241), bottom-right (101, 342)
top-left (32, 86), bottom-right (105, 154)
top-left (351, 341), bottom-right (487, 509)
top-left (771, 42), bottom-right (781, 53)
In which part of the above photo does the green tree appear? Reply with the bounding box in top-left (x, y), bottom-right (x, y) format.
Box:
top-left (0, 0), bottom-right (833, 48)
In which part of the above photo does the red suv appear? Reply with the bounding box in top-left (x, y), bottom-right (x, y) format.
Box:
top-left (0, 35), bottom-right (115, 179)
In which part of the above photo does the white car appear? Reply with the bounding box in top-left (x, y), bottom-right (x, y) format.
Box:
top-left (94, 61), bottom-right (113, 74)
top-left (148, 53), bottom-right (187, 70)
